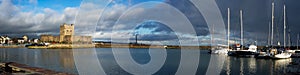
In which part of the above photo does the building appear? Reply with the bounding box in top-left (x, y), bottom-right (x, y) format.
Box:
top-left (40, 23), bottom-right (92, 44)
top-left (22, 35), bottom-right (28, 42)
top-left (32, 38), bottom-right (39, 43)
top-left (40, 35), bottom-right (54, 42)
top-left (65, 35), bottom-right (92, 44)
top-left (0, 36), bottom-right (12, 44)
top-left (60, 24), bottom-right (74, 42)
top-left (0, 36), bottom-right (5, 44)
top-left (16, 38), bottom-right (25, 44)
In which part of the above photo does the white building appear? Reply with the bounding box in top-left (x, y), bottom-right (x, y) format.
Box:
top-left (33, 39), bottom-right (39, 43)
top-left (0, 36), bottom-right (5, 44)
top-left (17, 38), bottom-right (25, 44)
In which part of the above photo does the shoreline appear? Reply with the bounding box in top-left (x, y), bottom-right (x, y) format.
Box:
top-left (0, 62), bottom-right (73, 75)
top-left (0, 45), bottom-right (25, 48)
top-left (0, 43), bottom-right (280, 50)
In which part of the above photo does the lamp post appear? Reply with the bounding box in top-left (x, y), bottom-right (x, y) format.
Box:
top-left (135, 34), bottom-right (138, 44)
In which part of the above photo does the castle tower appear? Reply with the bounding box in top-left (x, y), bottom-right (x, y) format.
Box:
top-left (59, 23), bottom-right (74, 42)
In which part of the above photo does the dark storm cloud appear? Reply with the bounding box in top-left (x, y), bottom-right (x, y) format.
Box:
top-left (133, 21), bottom-right (177, 41)
top-left (135, 21), bottom-right (158, 29)
top-left (215, 0), bottom-right (300, 45)
top-left (135, 34), bottom-right (177, 41)
top-left (166, 0), bottom-right (300, 45)
top-left (1, 0), bottom-right (300, 45)
top-left (166, 0), bottom-right (209, 36)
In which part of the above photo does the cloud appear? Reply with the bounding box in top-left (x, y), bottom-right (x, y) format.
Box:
top-left (29, 0), bottom-right (37, 5)
top-left (2, 0), bottom-right (300, 46)
top-left (96, 4), bottom-right (128, 31)
top-left (0, 0), bottom-right (19, 19)
top-left (0, 0), bottom-right (77, 34)
top-left (83, 1), bottom-right (209, 45)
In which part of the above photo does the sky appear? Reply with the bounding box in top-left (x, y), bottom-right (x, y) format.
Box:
top-left (0, 0), bottom-right (300, 46)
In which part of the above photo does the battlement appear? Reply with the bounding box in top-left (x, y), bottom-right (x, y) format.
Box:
top-left (40, 23), bottom-right (91, 44)
top-left (60, 23), bottom-right (74, 42)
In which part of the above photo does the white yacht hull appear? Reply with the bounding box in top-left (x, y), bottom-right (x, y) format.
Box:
top-left (286, 50), bottom-right (296, 53)
top-left (210, 49), bottom-right (228, 54)
top-left (271, 53), bottom-right (292, 59)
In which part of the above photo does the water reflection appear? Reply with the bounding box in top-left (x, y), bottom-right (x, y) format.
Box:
top-left (222, 57), bottom-right (292, 75)
top-left (0, 48), bottom-right (77, 74)
top-left (0, 48), bottom-right (297, 75)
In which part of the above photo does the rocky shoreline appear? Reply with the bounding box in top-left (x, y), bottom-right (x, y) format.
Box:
top-left (0, 62), bottom-right (73, 75)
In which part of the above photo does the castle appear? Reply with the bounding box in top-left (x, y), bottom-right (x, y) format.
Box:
top-left (40, 23), bottom-right (92, 44)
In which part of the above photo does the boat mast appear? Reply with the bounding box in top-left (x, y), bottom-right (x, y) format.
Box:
top-left (271, 2), bottom-right (274, 47)
top-left (211, 24), bottom-right (214, 47)
top-left (288, 31), bottom-right (291, 48)
top-left (268, 22), bottom-right (271, 46)
top-left (228, 8), bottom-right (230, 49)
top-left (240, 10), bottom-right (243, 49)
top-left (297, 33), bottom-right (299, 50)
top-left (284, 4), bottom-right (286, 48)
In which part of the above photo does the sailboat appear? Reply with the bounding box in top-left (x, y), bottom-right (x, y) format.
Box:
top-left (291, 33), bottom-right (300, 57)
top-left (228, 10), bottom-right (257, 57)
top-left (286, 32), bottom-right (296, 53)
top-left (269, 2), bottom-right (291, 59)
top-left (209, 8), bottom-right (230, 54)
top-left (283, 4), bottom-right (296, 53)
top-left (296, 34), bottom-right (300, 52)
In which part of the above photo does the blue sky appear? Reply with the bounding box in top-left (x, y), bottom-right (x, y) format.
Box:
top-left (12, 0), bottom-right (82, 13)
top-left (37, 0), bottom-right (82, 11)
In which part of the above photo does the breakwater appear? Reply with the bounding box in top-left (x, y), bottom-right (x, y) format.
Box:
top-left (94, 43), bottom-right (210, 49)
top-left (27, 44), bottom-right (94, 49)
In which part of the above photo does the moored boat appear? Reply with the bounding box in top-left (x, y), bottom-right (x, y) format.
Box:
top-left (25, 43), bottom-right (50, 49)
top-left (269, 48), bottom-right (292, 59)
top-left (228, 44), bottom-right (258, 57)
top-left (272, 53), bottom-right (292, 59)
top-left (209, 46), bottom-right (229, 54)
top-left (291, 51), bottom-right (300, 58)
top-left (209, 8), bottom-right (230, 55)
top-left (255, 52), bottom-right (271, 59)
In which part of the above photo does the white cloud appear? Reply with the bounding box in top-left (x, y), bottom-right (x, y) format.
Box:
top-left (43, 8), bottom-right (57, 14)
top-left (0, 0), bottom-right (19, 19)
top-left (29, 0), bottom-right (37, 5)
top-left (0, 0), bottom-right (213, 46)
top-left (0, 0), bottom-right (74, 33)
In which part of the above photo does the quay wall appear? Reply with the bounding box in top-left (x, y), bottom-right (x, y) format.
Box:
top-left (49, 44), bottom-right (94, 49)
top-left (0, 45), bottom-right (25, 48)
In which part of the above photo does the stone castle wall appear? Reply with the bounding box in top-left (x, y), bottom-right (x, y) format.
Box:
top-left (59, 23), bottom-right (74, 42)
top-left (40, 23), bottom-right (92, 43)
top-left (40, 35), bottom-right (53, 42)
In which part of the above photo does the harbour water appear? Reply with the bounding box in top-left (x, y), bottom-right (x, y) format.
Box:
top-left (0, 48), bottom-right (298, 75)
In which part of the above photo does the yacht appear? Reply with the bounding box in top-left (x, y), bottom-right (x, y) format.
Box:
top-left (209, 45), bottom-right (229, 54)
top-left (209, 8), bottom-right (231, 54)
top-left (271, 3), bottom-right (291, 59)
top-left (229, 44), bottom-right (258, 56)
top-left (270, 48), bottom-right (292, 59)
top-left (258, 2), bottom-right (292, 59)
top-left (228, 10), bottom-right (258, 57)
